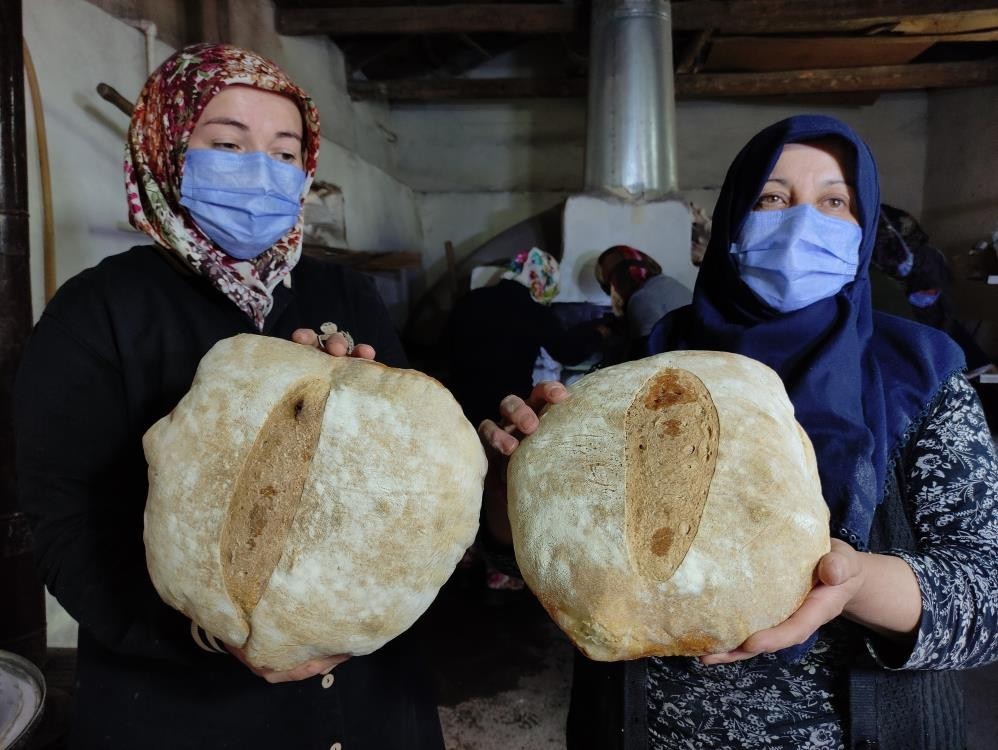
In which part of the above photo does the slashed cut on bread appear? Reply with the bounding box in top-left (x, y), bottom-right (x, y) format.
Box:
top-left (143, 334), bottom-right (486, 670)
top-left (507, 350), bottom-right (830, 662)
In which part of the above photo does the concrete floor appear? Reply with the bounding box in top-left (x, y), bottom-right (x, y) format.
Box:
top-left (422, 573), bottom-right (572, 750)
top-left (19, 564), bottom-right (998, 749)
top-left (425, 567), bottom-right (998, 750)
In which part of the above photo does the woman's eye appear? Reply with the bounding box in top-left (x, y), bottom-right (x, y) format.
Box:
top-left (276, 152), bottom-right (298, 163)
top-left (214, 142), bottom-right (239, 151)
top-left (823, 197), bottom-right (848, 210)
top-left (755, 194), bottom-right (786, 210)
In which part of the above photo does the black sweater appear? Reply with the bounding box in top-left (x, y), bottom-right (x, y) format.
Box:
top-left (446, 280), bottom-right (603, 426)
top-left (15, 246), bottom-right (443, 749)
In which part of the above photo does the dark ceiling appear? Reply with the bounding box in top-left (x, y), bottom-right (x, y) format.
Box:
top-left (270, 1), bottom-right (998, 102)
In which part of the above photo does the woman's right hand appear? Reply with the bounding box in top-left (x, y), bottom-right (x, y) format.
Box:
top-left (478, 381), bottom-right (570, 456)
top-left (478, 381), bottom-right (571, 544)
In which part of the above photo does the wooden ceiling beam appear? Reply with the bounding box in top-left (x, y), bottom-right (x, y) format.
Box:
top-left (276, 2), bottom-right (998, 36)
top-left (276, 4), bottom-right (577, 36)
top-left (673, 1), bottom-right (998, 34)
top-left (348, 59), bottom-right (998, 101)
top-left (681, 59), bottom-right (998, 96)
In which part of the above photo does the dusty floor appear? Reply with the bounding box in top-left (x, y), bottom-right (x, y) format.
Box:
top-left (421, 569), bottom-right (572, 750)
top-left (22, 561), bottom-right (998, 749)
top-left (424, 563), bottom-right (998, 750)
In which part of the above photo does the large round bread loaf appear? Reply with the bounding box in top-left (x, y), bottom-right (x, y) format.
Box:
top-left (508, 350), bottom-right (829, 661)
top-left (143, 334), bottom-right (486, 670)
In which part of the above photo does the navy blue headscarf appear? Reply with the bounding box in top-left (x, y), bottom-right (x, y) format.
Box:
top-left (650, 115), bottom-right (964, 549)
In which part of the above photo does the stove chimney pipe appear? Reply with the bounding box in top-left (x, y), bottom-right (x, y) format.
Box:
top-left (584, 0), bottom-right (679, 198)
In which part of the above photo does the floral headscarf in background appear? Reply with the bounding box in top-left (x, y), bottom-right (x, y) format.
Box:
top-left (502, 247), bottom-right (560, 304)
top-left (595, 245), bottom-right (662, 302)
top-left (125, 43), bottom-right (321, 329)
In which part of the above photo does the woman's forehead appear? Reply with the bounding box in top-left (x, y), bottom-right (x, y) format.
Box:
top-left (201, 85), bottom-right (299, 118)
top-left (768, 139), bottom-right (855, 182)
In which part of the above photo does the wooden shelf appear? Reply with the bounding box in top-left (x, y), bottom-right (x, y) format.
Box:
top-left (302, 244), bottom-right (421, 272)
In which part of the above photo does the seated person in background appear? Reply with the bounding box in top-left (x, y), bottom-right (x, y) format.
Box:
top-left (446, 247), bottom-right (607, 591)
top-left (445, 247), bottom-right (606, 428)
top-left (595, 245), bottom-right (692, 358)
top-left (873, 203), bottom-right (992, 371)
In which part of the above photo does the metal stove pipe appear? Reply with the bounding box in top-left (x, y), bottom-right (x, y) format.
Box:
top-left (584, 0), bottom-right (678, 198)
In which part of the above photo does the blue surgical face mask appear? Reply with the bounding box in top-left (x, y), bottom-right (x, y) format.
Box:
top-left (730, 203), bottom-right (862, 312)
top-left (179, 149), bottom-right (307, 260)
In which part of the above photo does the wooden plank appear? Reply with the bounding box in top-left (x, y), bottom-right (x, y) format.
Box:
top-left (892, 9), bottom-right (998, 33)
top-left (671, 2), bottom-right (998, 34)
top-left (703, 37), bottom-right (935, 72)
top-left (276, 2), bottom-right (998, 35)
top-left (705, 30), bottom-right (998, 74)
top-left (348, 59), bottom-right (998, 100)
top-left (276, 4), bottom-right (576, 35)
top-left (680, 59), bottom-right (998, 97)
top-left (677, 29), bottom-right (714, 74)
top-left (302, 245), bottom-right (423, 270)
top-left (350, 77), bottom-right (588, 100)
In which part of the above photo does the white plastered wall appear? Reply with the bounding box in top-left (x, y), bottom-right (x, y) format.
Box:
top-left (395, 92), bottom-right (929, 293)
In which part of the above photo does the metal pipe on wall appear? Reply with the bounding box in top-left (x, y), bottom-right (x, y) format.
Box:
top-left (584, 0), bottom-right (679, 198)
top-left (0, 0), bottom-right (47, 667)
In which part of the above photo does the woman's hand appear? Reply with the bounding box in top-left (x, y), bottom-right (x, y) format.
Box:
top-left (225, 642), bottom-right (351, 684)
top-left (291, 328), bottom-right (376, 360)
top-left (700, 538), bottom-right (867, 665)
top-left (701, 538), bottom-right (923, 665)
top-left (478, 381), bottom-right (570, 456)
top-left (478, 382), bottom-right (570, 544)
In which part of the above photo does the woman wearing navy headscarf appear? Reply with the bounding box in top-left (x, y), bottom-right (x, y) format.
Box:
top-left (481, 115), bottom-right (998, 749)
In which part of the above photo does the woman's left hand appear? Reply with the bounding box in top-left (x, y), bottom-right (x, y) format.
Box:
top-left (700, 538), bottom-right (866, 665)
top-left (291, 328), bottom-right (376, 360)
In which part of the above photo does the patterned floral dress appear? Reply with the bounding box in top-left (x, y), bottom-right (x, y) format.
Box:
top-left (647, 373), bottom-right (998, 749)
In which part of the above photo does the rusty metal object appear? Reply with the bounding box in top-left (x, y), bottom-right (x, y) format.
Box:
top-left (96, 82), bottom-right (134, 117)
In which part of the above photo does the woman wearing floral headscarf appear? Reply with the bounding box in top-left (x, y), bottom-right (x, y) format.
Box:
top-left (594, 245), bottom-right (692, 354)
top-left (15, 44), bottom-right (442, 749)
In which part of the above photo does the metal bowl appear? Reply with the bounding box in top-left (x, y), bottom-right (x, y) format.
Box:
top-left (0, 650), bottom-right (46, 750)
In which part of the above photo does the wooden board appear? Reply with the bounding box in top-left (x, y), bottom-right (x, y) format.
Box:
top-left (703, 36), bottom-right (935, 72)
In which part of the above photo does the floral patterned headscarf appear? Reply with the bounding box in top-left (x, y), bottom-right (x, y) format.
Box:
top-left (501, 247), bottom-right (560, 304)
top-left (594, 245), bottom-right (662, 298)
top-left (125, 43), bottom-right (321, 329)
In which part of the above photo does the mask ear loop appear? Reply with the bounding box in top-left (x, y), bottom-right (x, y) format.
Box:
top-left (883, 220), bottom-right (914, 278)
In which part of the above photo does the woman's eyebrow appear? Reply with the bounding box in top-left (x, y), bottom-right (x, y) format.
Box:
top-left (274, 131), bottom-right (303, 142)
top-left (202, 117), bottom-right (248, 130)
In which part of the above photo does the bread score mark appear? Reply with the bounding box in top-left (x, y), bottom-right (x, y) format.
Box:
top-left (625, 367), bottom-right (719, 581)
top-left (220, 376), bottom-right (333, 620)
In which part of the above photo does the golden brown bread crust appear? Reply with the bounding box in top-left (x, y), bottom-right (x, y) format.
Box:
top-left (507, 350), bottom-right (829, 662)
top-left (143, 334), bottom-right (486, 669)
top-left (625, 367), bottom-right (719, 582)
